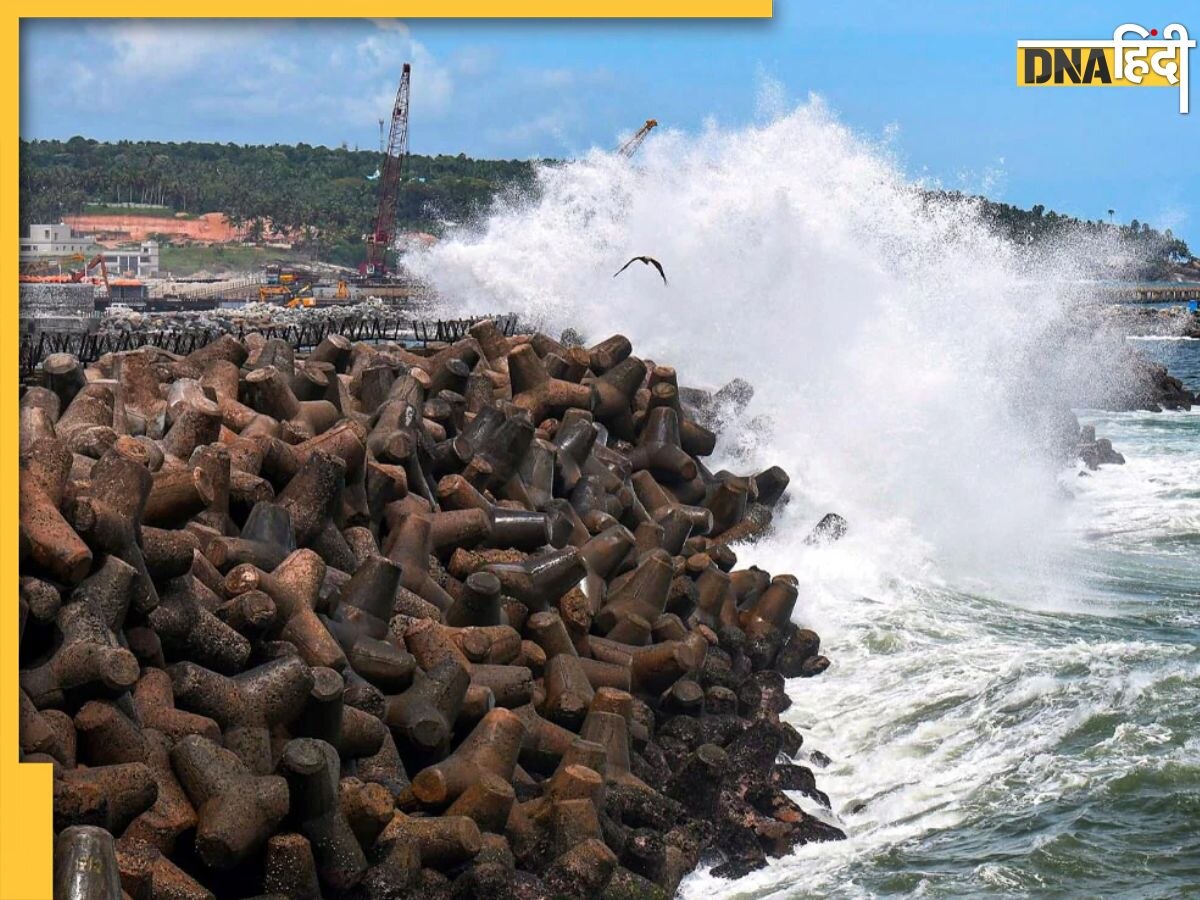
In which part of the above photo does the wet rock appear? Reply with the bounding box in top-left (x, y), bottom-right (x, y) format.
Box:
top-left (804, 513), bottom-right (847, 546)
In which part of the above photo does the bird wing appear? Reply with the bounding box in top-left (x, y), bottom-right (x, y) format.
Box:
top-left (647, 257), bottom-right (668, 285)
top-left (613, 257), bottom-right (639, 278)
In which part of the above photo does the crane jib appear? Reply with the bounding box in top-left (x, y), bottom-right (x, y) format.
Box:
top-left (364, 62), bottom-right (412, 276)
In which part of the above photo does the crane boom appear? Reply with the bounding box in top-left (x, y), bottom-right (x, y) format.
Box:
top-left (363, 63), bottom-right (412, 277)
top-left (617, 118), bottom-right (658, 158)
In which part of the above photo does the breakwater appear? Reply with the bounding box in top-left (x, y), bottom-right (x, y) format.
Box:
top-left (20, 319), bottom-right (842, 898)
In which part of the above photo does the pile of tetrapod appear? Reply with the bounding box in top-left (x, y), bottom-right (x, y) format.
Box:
top-left (20, 319), bottom-right (844, 900)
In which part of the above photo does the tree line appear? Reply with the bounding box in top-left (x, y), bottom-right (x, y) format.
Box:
top-left (932, 191), bottom-right (1194, 280)
top-left (20, 137), bottom-right (1195, 276)
top-left (20, 136), bottom-right (541, 267)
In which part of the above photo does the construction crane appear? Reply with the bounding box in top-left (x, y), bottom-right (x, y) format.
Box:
top-left (362, 63), bottom-right (412, 278)
top-left (617, 119), bottom-right (658, 158)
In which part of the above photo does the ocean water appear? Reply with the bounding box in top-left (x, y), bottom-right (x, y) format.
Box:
top-left (408, 99), bottom-right (1200, 897)
top-left (673, 338), bottom-right (1200, 899)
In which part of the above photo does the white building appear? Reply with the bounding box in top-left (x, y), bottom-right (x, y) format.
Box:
top-left (19, 223), bottom-right (96, 258)
top-left (102, 240), bottom-right (160, 278)
top-left (19, 224), bottom-right (160, 277)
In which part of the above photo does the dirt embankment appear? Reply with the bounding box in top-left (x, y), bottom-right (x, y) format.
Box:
top-left (63, 213), bottom-right (295, 246)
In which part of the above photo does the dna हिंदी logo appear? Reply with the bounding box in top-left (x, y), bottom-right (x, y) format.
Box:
top-left (1017, 24), bottom-right (1195, 113)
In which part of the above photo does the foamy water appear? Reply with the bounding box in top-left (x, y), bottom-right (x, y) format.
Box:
top-left (408, 99), bottom-right (1200, 897)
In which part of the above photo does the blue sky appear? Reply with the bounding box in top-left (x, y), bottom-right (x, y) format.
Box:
top-left (20, 3), bottom-right (1199, 245)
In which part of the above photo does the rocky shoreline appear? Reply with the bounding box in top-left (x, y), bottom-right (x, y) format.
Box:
top-left (1097, 302), bottom-right (1200, 341)
top-left (1032, 304), bottom-right (1199, 419)
top-left (20, 321), bottom-right (844, 900)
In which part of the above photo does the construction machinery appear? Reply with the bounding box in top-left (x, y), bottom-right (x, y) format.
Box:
top-left (21, 252), bottom-right (103, 281)
top-left (617, 119), bottom-right (658, 158)
top-left (261, 262), bottom-right (324, 304)
top-left (361, 63), bottom-right (412, 278)
top-left (259, 281), bottom-right (315, 307)
top-left (77, 254), bottom-right (111, 297)
top-left (259, 284), bottom-right (292, 303)
top-left (265, 263), bottom-right (309, 286)
top-left (259, 262), bottom-right (349, 306)
top-left (286, 283), bottom-right (316, 308)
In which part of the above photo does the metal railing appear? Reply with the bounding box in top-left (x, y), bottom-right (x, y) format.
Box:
top-left (20, 313), bottom-right (519, 376)
top-left (148, 273), bottom-right (265, 299)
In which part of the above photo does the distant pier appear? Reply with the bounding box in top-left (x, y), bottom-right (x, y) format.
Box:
top-left (1098, 282), bottom-right (1200, 303)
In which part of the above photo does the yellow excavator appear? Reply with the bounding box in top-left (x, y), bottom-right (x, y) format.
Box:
top-left (258, 281), bottom-right (316, 307)
top-left (259, 264), bottom-right (348, 307)
top-left (286, 283), bottom-right (316, 308)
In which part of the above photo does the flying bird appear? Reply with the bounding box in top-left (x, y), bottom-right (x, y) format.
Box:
top-left (613, 256), bottom-right (667, 285)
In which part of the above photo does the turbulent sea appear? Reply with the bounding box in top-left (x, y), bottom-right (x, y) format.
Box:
top-left (673, 338), bottom-right (1200, 899)
top-left (409, 97), bottom-right (1200, 897)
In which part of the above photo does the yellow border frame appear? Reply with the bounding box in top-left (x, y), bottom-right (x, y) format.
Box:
top-left (13, 1), bottom-right (770, 19)
top-left (2, 17), bottom-right (48, 900)
top-left (4, 8), bottom-right (769, 898)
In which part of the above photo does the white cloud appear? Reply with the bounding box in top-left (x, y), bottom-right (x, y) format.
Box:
top-left (98, 20), bottom-right (267, 79)
top-left (33, 19), bottom-right (456, 138)
top-left (353, 30), bottom-right (454, 119)
top-left (23, 19), bottom-right (610, 158)
top-left (411, 42), bottom-right (454, 116)
top-left (518, 65), bottom-right (613, 89)
top-left (527, 67), bottom-right (576, 88)
top-left (451, 46), bottom-right (498, 77)
top-left (108, 21), bottom-right (210, 76)
top-left (265, 55), bottom-right (301, 78)
top-left (486, 109), bottom-right (575, 149)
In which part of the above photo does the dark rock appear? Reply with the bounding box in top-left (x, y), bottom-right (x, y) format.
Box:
top-left (799, 655), bottom-right (832, 678)
top-left (773, 763), bottom-right (831, 808)
top-left (804, 513), bottom-right (847, 546)
top-left (775, 627), bottom-right (821, 678)
top-left (809, 749), bottom-right (832, 768)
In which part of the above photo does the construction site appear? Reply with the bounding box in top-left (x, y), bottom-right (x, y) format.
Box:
top-left (21, 64), bottom-right (434, 351)
top-left (18, 67), bottom-right (660, 388)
